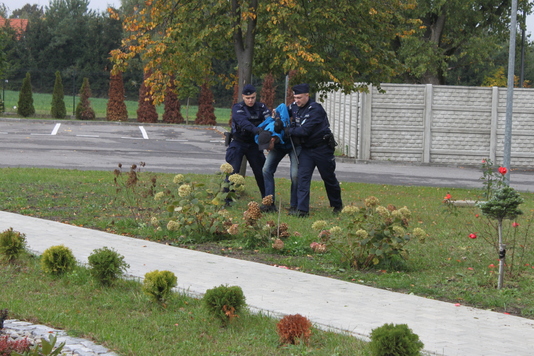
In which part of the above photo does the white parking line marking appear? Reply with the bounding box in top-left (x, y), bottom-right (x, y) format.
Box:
top-left (0, 132), bottom-right (7, 134)
top-left (139, 126), bottom-right (149, 139)
top-left (76, 135), bottom-right (100, 137)
top-left (51, 123), bottom-right (61, 135)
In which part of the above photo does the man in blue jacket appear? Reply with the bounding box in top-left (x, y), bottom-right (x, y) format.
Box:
top-left (285, 83), bottom-right (342, 217)
top-left (226, 84), bottom-right (271, 199)
top-left (257, 104), bottom-right (300, 213)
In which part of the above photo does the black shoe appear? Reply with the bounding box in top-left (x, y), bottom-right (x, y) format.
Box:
top-left (288, 206), bottom-right (298, 214)
top-left (333, 206), bottom-right (343, 214)
top-left (289, 209), bottom-right (308, 217)
top-left (260, 204), bottom-right (277, 213)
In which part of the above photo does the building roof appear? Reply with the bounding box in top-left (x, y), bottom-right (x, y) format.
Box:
top-left (0, 18), bottom-right (29, 39)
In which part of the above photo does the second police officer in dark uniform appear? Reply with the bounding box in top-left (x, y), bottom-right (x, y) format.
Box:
top-left (226, 84), bottom-right (271, 198)
top-left (285, 83), bottom-right (343, 216)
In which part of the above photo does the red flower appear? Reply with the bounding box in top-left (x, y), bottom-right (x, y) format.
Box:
top-left (489, 264), bottom-right (496, 268)
top-left (444, 193), bottom-right (452, 200)
top-left (469, 233), bottom-right (477, 239)
top-left (512, 222), bottom-right (519, 228)
top-left (498, 166), bottom-right (507, 175)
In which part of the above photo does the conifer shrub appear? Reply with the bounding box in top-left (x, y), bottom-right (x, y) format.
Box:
top-left (142, 270), bottom-right (177, 303)
top-left (87, 246), bottom-right (129, 286)
top-left (369, 323), bottom-right (424, 356)
top-left (50, 71), bottom-right (66, 119)
top-left (40, 245), bottom-right (76, 275)
top-left (17, 72), bottom-right (35, 117)
top-left (163, 78), bottom-right (184, 124)
top-left (0, 228), bottom-right (26, 262)
top-left (75, 77), bottom-right (95, 120)
top-left (260, 73), bottom-right (275, 110)
top-left (276, 314), bottom-right (312, 345)
top-left (195, 82), bottom-right (216, 125)
top-left (106, 72), bottom-right (128, 122)
top-left (203, 284), bottom-right (246, 325)
top-left (137, 70), bottom-right (158, 123)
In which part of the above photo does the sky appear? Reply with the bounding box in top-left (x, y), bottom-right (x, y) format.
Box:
top-left (1, 0), bottom-right (121, 14)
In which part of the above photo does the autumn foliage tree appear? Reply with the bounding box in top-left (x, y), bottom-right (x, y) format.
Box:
top-left (75, 77), bottom-right (95, 120)
top-left (51, 71), bottom-right (66, 119)
top-left (195, 82), bottom-right (217, 125)
top-left (110, 0), bottom-right (415, 103)
top-left (163, 78), bottom-right (184, 124)
top-left (17, 72), bottom-right (35, 117)
top-left (106, 72), bottom-right (128, 122)
top-left (137, 71), bottom-right (158, 123)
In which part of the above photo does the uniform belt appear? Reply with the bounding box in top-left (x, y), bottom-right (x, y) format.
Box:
top-left (304, 141), bottom-right (326, 149)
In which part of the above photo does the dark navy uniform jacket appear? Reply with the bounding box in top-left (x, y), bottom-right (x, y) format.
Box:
top-left (231, 101), bottom-right (271, 143)
top-left (288, 99), bottom-right (331, 148)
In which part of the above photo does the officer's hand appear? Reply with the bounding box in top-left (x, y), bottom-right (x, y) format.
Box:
top-left (257, 127), bottom-right (264, 134)
top-left (284, 127), bottom-right (290, 137)
top-left (274, 119), bottom-right (283, 133)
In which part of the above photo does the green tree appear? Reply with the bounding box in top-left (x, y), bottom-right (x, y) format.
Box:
top-left (395, 0), bottom-right (529, 85)
top-left (111, 0), bottom-right (415, 102)
top-left (75, 77), bottom-right (95, 120)
top-left (17, 72), bottom-right (35, 117)
top-left (51, 71), bottom-right (66, 119)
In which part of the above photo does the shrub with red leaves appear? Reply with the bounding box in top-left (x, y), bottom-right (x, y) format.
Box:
top-left (195, 82), bottom-right (217, 125)
top-left (137, 70), bottom-right (158, 123)
top-left (276, 314), bottom-right (312, 345)
top-left (163, 79), bottom-right (184, 124)
top-left (260, 73), bottom-right (275, 110)
top-left (0, 335), bottom-right (31, 356)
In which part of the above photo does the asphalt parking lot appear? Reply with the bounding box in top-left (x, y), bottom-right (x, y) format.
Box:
top-left (0, 118), bottom-right (532, 192)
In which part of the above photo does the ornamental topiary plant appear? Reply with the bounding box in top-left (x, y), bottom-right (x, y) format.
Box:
top-left (0, 228), bottom-right (26, 262)
top-left (87, 247), bottom-right (129, 286)
top-left (40, 245), bottom-right (76, 275)
top-left (369, 323), bottom-right (424, 356)
top-left (203, 284), bottom-right (246, 325)
top-left (142, 270), bottom-right (177, 303)
top-left (276, 314), bottom-right (312, 345)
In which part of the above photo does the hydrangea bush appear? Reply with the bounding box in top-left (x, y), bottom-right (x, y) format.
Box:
top-left (316, 196), bottom-right (426, 270)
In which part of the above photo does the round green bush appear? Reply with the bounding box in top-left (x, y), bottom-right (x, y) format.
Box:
top-left (40, 245), bottom-right (76, 275)
top-left (369, 323), bottom-right (424, 356)
top-left (0, 228), bottom-right (26, 262)
top-left (203, 284), bottom-right (246, 324)
top-left (88, 246), bottom-right (129, 286)
top-left (142, 270), bottom-right (177, 303)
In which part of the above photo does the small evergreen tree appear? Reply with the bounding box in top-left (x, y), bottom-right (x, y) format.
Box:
top-left (75, 77), bottom-right (96, 120)
top-left (162, 78), bottom-right (184, 124)
top-left (17, 72), bottom-right (35, 117)
top-left (106, 72), bottom-right (128, 122)
top-left (51, 71), bottom-right (66, 119)
top-left (260, 73), bottom-right (275, 110)
top-left (195, 81), bottom-right (216, 125)
top-left (137, 70), bottom-right (158, 123)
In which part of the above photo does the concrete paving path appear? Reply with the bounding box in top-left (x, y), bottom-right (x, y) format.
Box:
top-left (1, 210), bottom-right (533, 356)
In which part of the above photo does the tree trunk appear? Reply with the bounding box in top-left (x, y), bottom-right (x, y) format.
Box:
top-left (232, 0), bottom-right (257, 93)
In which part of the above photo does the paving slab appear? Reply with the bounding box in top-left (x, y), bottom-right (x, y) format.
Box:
top-left (1, 211), bottom-right (533, 355)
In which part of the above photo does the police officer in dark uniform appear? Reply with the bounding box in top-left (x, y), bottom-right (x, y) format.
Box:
top-left (286, 83), bottom-right (342, 216)
top-left (226, 84), bottom-right (271, 198)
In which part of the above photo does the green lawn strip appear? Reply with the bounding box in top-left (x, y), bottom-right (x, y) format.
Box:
top-left (0, 167), bottom-right (533, 319)
top-left (2, 90), bottom-right (231, 123)
top-left (1, 255), bottom-right (368, 355)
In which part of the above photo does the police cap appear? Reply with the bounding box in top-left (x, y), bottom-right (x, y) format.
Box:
top-left (292, 83), bottom-right (309, 95)
top-left (242, 84), bottom-right (256, 95)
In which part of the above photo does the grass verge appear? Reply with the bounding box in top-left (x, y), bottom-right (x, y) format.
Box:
top-left (1, 254), bottom-right (368, 355)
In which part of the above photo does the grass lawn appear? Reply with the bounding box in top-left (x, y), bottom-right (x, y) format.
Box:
top-left (1, 90), bottom-right (232, 124)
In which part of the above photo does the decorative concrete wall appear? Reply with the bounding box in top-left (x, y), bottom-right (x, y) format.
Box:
top-left (321, 83), bottom-right (534, 167)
